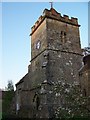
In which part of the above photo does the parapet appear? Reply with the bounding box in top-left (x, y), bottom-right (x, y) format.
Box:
top-left (31, 15), bottom-right (44, 35)
top-left (30, 8), bottom-right (80, 35)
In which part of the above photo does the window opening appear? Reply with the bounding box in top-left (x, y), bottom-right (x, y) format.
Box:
top-left (61, 31), bottom-right (67, 44)
top-left (33, 93), bottom-right (40, 110)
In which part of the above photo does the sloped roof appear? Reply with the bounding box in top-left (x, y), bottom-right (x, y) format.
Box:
top-left (15, 73), bottom-right (29, 86)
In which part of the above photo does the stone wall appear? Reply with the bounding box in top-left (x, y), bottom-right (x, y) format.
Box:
top-left (31, 19), bottom-right (47, 59)
top-left (46, 18), bottom-right (81, 54)
top-left (48, 50), bottom-right (82, 84)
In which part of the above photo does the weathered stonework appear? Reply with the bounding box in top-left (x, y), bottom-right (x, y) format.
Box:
top-left (15, 8), bottom-right (85, 118)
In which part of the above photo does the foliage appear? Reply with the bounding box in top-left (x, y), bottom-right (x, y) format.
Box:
top-left (2, 91), bottom-right (15, 118)
top-left (5, 80), bottom-right (14, 91)
top-left (0, 99), bottom-right (2, 120)
top-left (52, 81), bottom-right (90, 118)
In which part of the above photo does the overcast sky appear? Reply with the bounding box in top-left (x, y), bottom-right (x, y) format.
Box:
top-left (1, 2), bottom-right (88, 89)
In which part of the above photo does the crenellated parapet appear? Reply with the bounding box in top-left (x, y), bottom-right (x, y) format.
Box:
top-left (31, 15), bottom-right (45, 35)
top-left (30, 8), bottom-right (80, 35)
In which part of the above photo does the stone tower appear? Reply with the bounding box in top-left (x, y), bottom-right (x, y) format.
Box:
top-left (29, 8), bottom-right (83, 118)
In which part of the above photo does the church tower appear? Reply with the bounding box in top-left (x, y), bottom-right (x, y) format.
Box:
top-left (29, 7), bottom-right (83, 118)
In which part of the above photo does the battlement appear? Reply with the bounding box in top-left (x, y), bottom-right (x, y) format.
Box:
top-left (30, 8), bottom-right (80, 35)
top-left (31, 15), bottom-right (44, 34)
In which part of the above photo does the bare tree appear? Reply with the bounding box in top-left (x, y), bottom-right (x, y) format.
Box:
top-left (83, 47), bottom-right (90, 56)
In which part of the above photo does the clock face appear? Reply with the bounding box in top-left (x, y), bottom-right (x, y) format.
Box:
top-left (35, 40), bottom-right (41, 49)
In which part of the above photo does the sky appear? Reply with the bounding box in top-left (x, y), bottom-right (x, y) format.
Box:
top-left (1, 2), bottom-right (88, 90)
top-left (88, 1), bottom-right (90, 47)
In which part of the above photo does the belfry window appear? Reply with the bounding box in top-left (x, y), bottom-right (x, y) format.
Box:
top-left (61, 31), bottom-right (66, 43)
